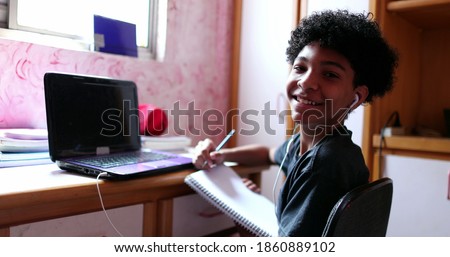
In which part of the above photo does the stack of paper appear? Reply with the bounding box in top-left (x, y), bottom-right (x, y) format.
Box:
top-left (0, 129), bottom-right (52, 168)
top-left (0, 151), bottom-right (52, 168)
top-left (0, 128), bottom-right (49, 152)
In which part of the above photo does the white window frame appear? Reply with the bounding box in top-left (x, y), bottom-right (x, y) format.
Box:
top-left (0, 0), bottom-right (166, 60)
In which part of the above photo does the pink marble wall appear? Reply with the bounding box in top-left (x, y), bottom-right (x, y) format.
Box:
top-left (0, 0), bottom-right (233, 144)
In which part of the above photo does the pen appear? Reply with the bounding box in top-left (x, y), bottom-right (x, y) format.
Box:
top-left (202, 129), bottom-right (235, 168)
top-left (215, 129), bottom-right (235, 151)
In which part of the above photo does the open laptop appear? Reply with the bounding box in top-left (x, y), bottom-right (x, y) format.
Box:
top-left (43, 72), bottom-right (194, 179)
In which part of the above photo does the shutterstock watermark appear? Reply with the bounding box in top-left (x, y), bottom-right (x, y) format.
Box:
top-left (100, 100), bottom-right (353, 137)
top-left (169, 101), bottom-right (293, 137)
top-left (298, 99), bottom-right (353, 136)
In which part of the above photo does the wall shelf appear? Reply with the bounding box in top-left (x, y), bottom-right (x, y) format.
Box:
top-left (372, 134), bottom-right (450, 160)
top-left (387, 0), bottom-right (450, 29)
top-left (388, 0), bottom-right (450, 11)
top-left (364, 0), bottom-right (450, 180)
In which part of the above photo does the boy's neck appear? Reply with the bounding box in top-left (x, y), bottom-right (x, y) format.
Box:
top-left (298, 124), bottom-right (342, 155)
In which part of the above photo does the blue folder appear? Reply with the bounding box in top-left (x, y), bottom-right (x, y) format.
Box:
top-left (94, 15), bottom-right (138, 57)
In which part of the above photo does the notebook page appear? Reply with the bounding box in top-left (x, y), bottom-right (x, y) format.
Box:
top-left (184, 165), bottom-right (278, 237)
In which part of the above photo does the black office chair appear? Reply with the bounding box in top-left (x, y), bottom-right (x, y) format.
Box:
top-left (322, 177), bottom-right (393, 237)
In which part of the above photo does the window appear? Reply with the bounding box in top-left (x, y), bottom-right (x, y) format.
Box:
top-left (0, 0), bottom-right (167, 60)
top-left (0, 0), bottom-right (7, 28)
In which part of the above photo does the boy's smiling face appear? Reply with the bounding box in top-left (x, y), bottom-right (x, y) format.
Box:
top-left (286, 42), bottom-right (367, 131)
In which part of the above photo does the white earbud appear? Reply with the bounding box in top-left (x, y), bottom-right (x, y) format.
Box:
top-left (349, 94), bottom-right (359, 109)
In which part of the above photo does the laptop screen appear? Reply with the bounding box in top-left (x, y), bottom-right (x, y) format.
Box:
top-left (44, 72), bottom-right (141, 161)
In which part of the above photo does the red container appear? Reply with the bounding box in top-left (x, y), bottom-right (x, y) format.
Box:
top-left (138, 104), bottom-right (168, 136)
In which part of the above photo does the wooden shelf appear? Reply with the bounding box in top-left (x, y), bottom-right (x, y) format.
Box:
top-left (372, 134), bottom-right (450, 160)
top-left (387, 0), bottom-right (450, 29)
top-left (365, 0), bottom-right (450, 179)
top-left (388, 0), bottom-right (450, 11)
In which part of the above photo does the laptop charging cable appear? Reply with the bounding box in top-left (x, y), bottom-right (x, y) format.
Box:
top-left (96, 172), bottom-right (124, 237)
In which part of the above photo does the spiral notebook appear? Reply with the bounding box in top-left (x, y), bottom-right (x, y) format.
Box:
top-left (184, 165), bottom-right (278, 237)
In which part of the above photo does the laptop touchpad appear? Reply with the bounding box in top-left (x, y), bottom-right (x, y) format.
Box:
top-left (142, 160), bottom-right (179, 168)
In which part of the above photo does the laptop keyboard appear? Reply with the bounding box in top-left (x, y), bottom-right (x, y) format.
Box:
top-left (77, 151), bottom-right (175, 169)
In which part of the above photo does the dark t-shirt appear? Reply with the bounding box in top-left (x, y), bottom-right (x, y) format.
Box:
top-left (274, 126), bottom-right (369, 236)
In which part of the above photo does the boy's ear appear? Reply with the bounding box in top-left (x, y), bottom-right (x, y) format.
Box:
top-left (354, 85), bottom-right (369, 105)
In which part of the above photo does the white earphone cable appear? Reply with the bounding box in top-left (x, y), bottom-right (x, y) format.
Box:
top-left (272, 124), bottom-right (299, 204)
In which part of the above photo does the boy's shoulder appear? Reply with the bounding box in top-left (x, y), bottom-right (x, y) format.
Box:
top-left (316, 132), bottom-right (362, 161)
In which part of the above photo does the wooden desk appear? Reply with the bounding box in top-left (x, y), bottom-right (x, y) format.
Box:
top-left (0, 163), bottom-right (267, 236)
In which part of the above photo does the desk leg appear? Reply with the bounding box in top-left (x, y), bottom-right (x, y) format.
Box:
top-left (143, 202), bottom-right (157, 236)
top-left (143, 200), bottom-right (174, 236)
top-left (156, 199), bottom-right (173, 236)
top-left (0, 227), bottom-right (10, 237)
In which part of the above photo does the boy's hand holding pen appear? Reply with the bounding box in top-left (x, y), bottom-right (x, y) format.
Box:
top-left (192, 129), bottom-right (235, 170)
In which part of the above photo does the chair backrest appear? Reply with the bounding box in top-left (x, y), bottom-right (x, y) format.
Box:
top-left (322, 177), bottom-right (393, 237)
